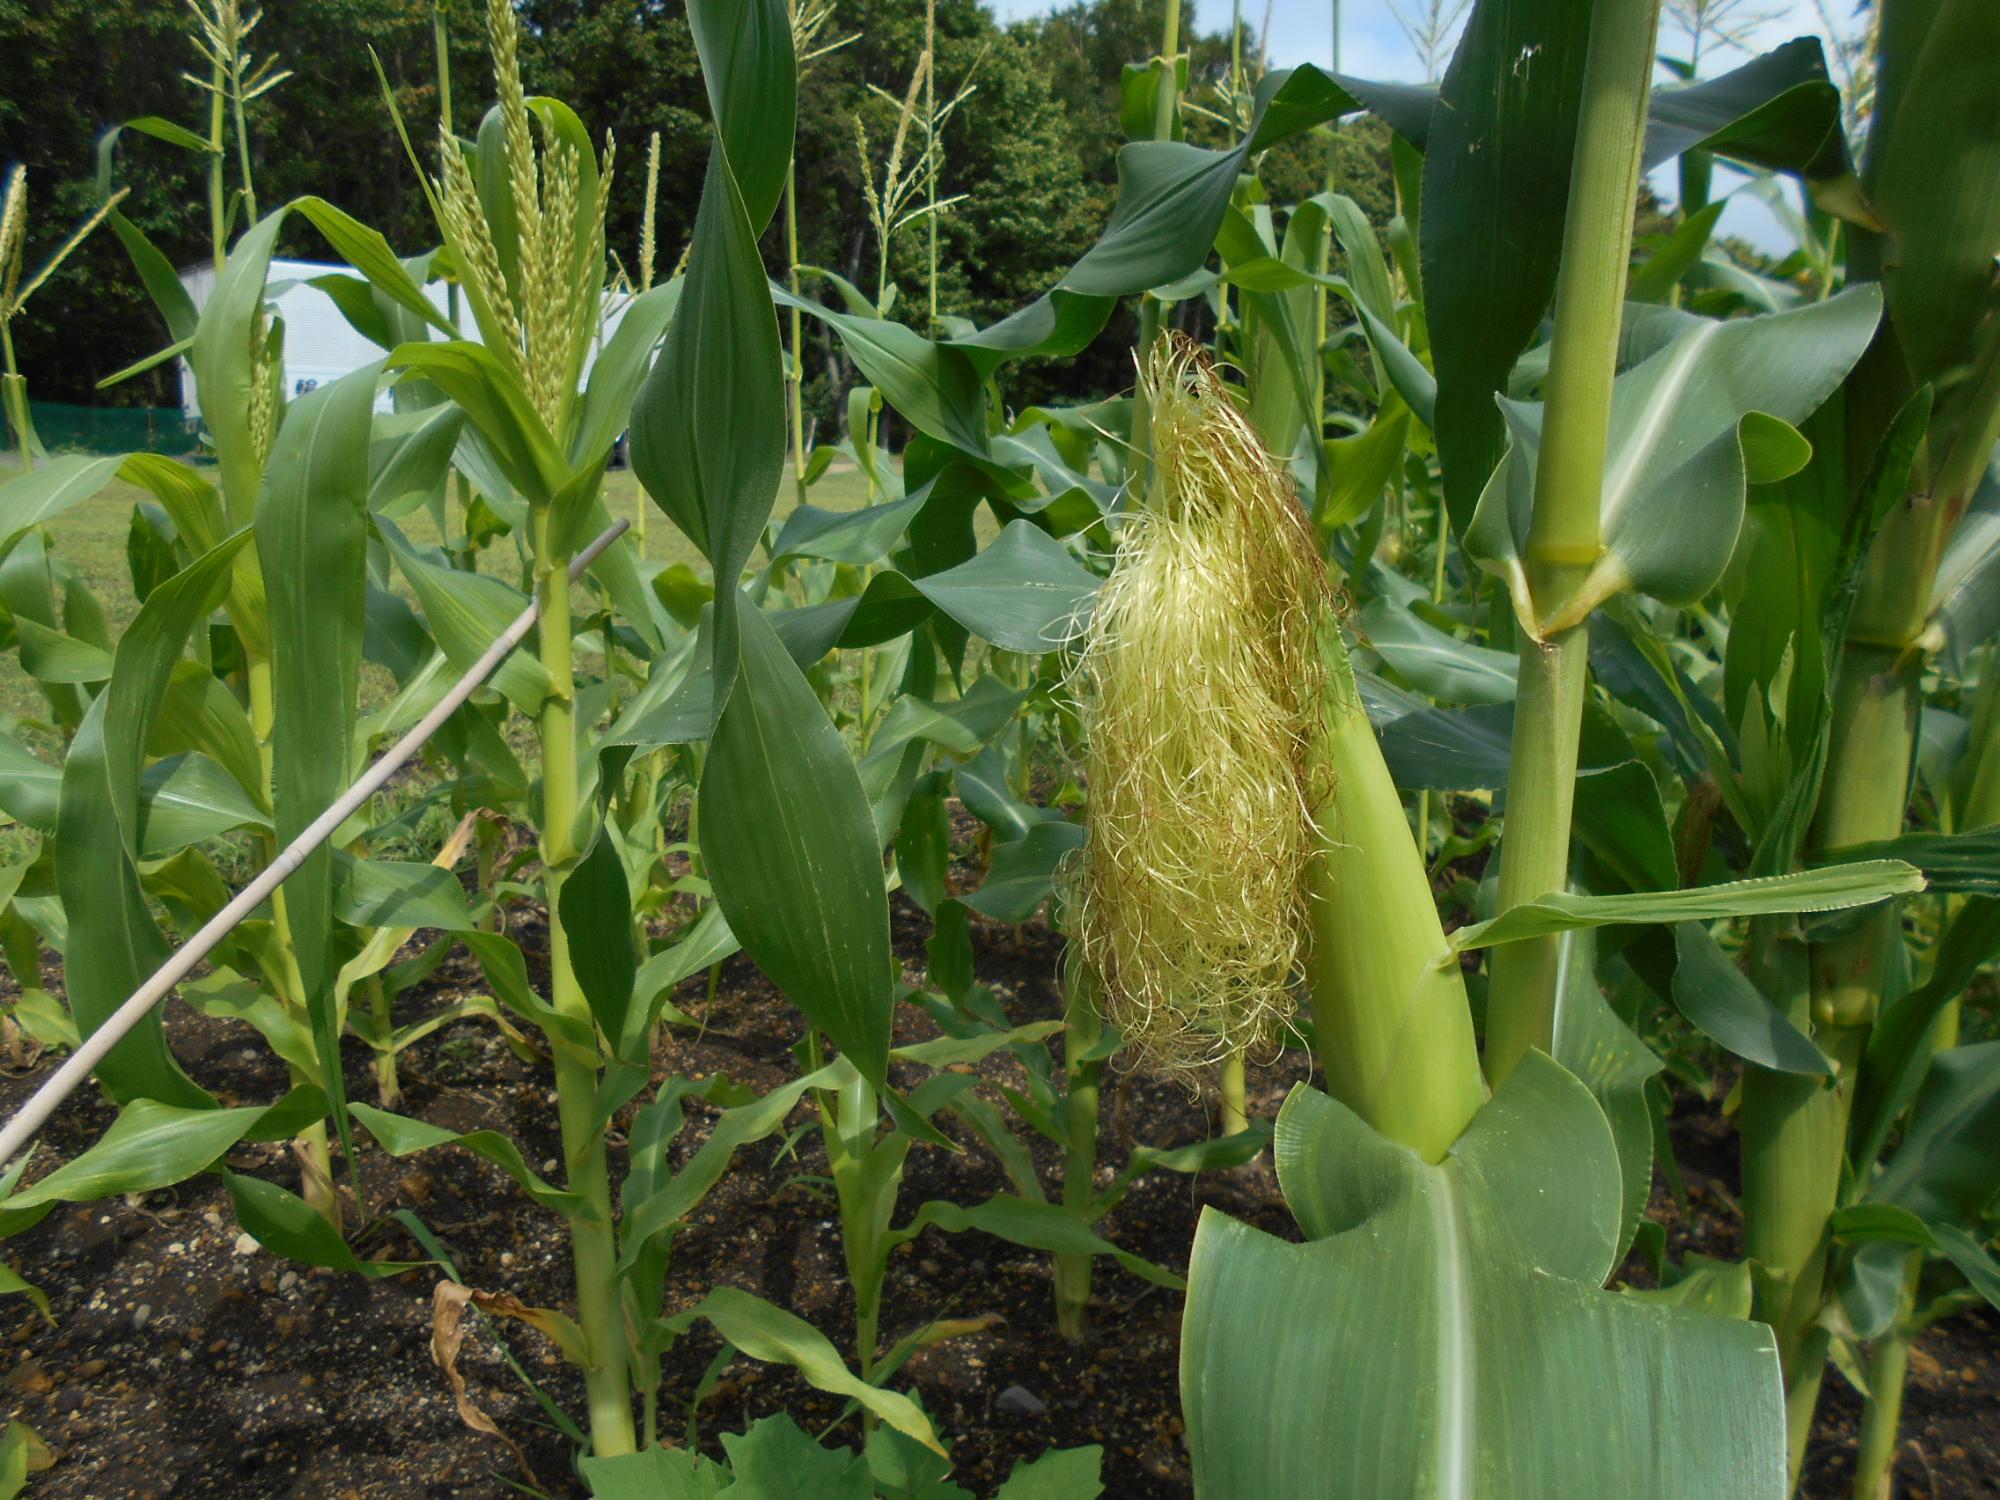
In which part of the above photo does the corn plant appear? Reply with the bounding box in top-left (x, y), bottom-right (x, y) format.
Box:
top-left (1, 0), bottom-right (1994, 1492)
top-left (762, 3), bottom-right (1985, 1495)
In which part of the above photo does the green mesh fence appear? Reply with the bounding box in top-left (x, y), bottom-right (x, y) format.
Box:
top-left (24, 402), bottom-right (200, 458)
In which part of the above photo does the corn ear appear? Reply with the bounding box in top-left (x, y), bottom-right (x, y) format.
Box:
top-left (1302, 618), bottom-right (1485, 1162)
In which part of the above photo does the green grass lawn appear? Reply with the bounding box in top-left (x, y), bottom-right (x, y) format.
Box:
top-left (0, 458), bottom-right (874, 723)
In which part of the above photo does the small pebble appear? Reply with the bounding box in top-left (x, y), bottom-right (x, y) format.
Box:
top-left (997, 1384), bottom-right (1046, 1417)
top-left (233, 1233), bottom-right (259, 1257)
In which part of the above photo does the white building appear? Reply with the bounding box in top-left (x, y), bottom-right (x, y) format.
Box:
top-left (175, 259), bottom-right (634, 420)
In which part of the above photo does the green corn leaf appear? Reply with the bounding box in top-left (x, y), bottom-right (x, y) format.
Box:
top-left (136, 754), bottom-right (270, 859)
top-left (119, 452), bottom-right (229, 556)
top-left (107, 211), bottom-right (199, 343)
top-left (773, 289), bottom-right (989, 458)
top-left (670, 1287), bottom-right (943, 1456)
top-left (389, 341), bottom-right (568, 506)
top-left (1467, 288), bottom-right (1882, 634)
top-left (994, 1447), bottom-right (1104, 1500)
top-left (0, 454), bottom-right (125, 548)
top-left (701, 597), bottom-right (894, 1087)
top-left (1869, 0), bottom-right (2000, 389)
top-left (1574, 760), bottom-right (1678, 895)
top-left (1355, 305), bottom-right (1437, 431)
top-left (224, 1171), bottom-right (417, 1276)
top-left (1451, 859), bottom-right (1925, 952)
top-left (1419, 0), bottom-right (1593, 536)
top-left (771, 493), bottom-right (928, 566)
top-left (1670, 922), bottom-right (1832, 1075)
top-left (1931, 1223), bottom-right (2000, 1317)
top-left (290, 196), bottom-right (455, 339)
top-left (557, 827), bottom-right (638, 1052)
top-left (958, 822), bottom-right (1086, 925)
top-left (618, 1063), bottom-right (848, 1269)
top-left (348, 1102), bottom-right (601, 1223)
top-left (1929, 461), bottom-right (1999, 672)
top-left (1815, 825), bottom-right (2000, 897)
top-left (152, 659), bottom-right (265, 813)
top-left (909, 521), bottom-right (1098, 655)
top-left (1851, 897), bottom-right (2000, 1174)
top-left (1869, 1041), bottom-right (2000, 1228)
top-left (1319, 407), bottom-right (1412, 533)
top-left (376, 521), bottom-right (550, 713)
top-left (0, 735), bottom-right (59, 835)
top-left (1359, 597), bottom-right (1517, 706)
top-left (57, 533), bottom-right (252, 1106)
top-left (0, 1089), bottom-right (323, 1238)
top-left (1181, 1053), bottom-right (1786, 1498)
top-left (119, 115), bottom-right (215, 155)
top-left (367, 403), bottom-right (464, 519)
top-left (187, 211), bottom-right (285, 523)
top-left (1624, 1255), bottom-right (1756, 1321)
top-left (258, 362), bottom-right (381, 1164)
top-left (581, 1447), bottom-right (729, 1500)
top-left (332, 855), bottom-right (479, 932)
top-left (891, 1023), bottom-right (1065, 1071)
top-left (571, 280), bottom-right (680, 471)
top-left (1646, 39), bottom-right (1854, 187)
top-left (9, 620), bottom-right (110, 684)
top-left (1549, 930), bottom-right (1663, 1253)
top-left (630, 0), bottom-right (793, 606)
top-left (1628, 202), bottom-right (1726, 303)
top-left (894, 1194), bottom-right (1185, 1294)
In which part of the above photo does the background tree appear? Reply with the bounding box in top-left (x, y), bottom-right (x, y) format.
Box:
top-left (0, 0), bottom-right (1392, 417)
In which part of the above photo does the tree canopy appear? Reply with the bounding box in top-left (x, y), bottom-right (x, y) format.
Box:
top-left (0, 0), bottom-right (1393, 413)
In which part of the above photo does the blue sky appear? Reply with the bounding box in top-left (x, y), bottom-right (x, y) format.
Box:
top-left (986, 1), bottom-right (1864, 253)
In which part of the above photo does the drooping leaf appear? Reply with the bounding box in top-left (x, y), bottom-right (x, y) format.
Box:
top-left (673, 1288), bottom-right (943, 1456)
top-left (1671, 922), bottom-right (1831, 1075)
top-left (0, 1089), bottom-right (323, 1238)
top-left (700, 598), bottom-right (893, 1086)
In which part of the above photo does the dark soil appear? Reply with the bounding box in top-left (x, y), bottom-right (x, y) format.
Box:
top-left (1, 883), bottom-right (1995, 1498)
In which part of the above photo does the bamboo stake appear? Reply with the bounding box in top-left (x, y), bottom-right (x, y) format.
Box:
top-left (0, 518), bottom-right (631, 1171)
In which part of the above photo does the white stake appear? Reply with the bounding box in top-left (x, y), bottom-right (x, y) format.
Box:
top-left (0, 517), bottom-right (631, 1171)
